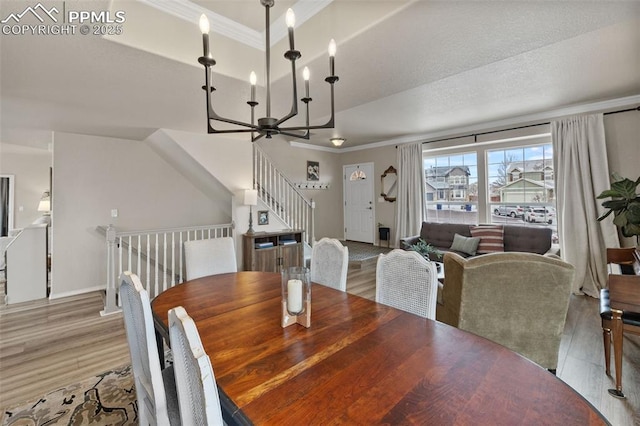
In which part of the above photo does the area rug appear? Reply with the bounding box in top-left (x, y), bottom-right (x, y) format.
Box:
top-left (1, 365), bottom-right (137, 426)
top-left (341, 240), bottom-right (392, 262)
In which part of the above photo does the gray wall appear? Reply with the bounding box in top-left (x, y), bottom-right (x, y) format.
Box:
top-left (51, 132), bottom-right (231, 298)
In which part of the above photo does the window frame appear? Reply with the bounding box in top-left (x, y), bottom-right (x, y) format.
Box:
top-left (423, 131), bottom-right (552, 224)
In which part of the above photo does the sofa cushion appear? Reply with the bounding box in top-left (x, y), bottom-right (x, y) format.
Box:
top-left (450, 233), bottom-right (481, 256)
top-left (420, 222), bottom-right (472, 249)
top-left (470, 225), bottom-right (505, 254)
top-left (502, 225), bottom-right (552, 254)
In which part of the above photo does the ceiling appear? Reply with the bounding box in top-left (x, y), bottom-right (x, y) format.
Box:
top-left (1, 0), bottom-right (639, 151)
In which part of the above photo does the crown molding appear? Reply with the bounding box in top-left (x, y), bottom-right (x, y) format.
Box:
top-left (139, 0), bottom-right (333, 51)
top-left (289, 141), bottom-right (342, 153)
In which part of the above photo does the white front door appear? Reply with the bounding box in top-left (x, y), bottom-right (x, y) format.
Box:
top-left (344, 163), bottom-right (374, 243)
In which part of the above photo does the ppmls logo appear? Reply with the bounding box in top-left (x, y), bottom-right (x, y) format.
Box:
top-left (2, 2), bottom-right (125, 36)
top-left (1, 3), bottom-right (59, 24)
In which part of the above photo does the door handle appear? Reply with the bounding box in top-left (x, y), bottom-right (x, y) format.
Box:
top-left (366, 207), bottom-right (372, 210)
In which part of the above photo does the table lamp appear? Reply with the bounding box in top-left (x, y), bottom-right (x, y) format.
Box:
top-left (244, 189), bottom-right (258, 235)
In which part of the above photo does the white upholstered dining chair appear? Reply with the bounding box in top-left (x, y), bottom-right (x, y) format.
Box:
top-left (120, 271), bottom-right (180, 425)
top-left (375, 249), bottom-right (439, 320)
top-left (310, 238), bottom-right (349, 292)
top-left (169, 306), bottom-right (224, 426)
top-left (184, 237), bottom-right (237, 280)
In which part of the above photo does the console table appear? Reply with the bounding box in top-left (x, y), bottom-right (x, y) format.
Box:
top-left (242, 230), bottom-right (304, 272)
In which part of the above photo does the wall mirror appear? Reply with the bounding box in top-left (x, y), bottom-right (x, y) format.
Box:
top-left (381, 166), bottom-right (397, 202)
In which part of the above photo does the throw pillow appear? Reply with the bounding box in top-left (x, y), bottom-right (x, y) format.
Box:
top-left (449, 233), bottom-right (481, 256)
top-left (470, 225), bottom-right (505, 254)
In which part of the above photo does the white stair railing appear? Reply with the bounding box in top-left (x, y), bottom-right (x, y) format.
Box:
top-left (253, 145), bottom-right (314, 246)
top-left (100, 222), bottom-right (234, 316)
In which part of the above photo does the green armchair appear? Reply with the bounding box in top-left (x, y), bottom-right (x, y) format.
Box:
top-left (440, 251), bottom-right (574, 371)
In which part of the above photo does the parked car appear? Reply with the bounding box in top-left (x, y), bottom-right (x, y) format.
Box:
top-left (493, 205), bottom-right (526, 218)
top-left (525, 207), bottom-right (556, 224)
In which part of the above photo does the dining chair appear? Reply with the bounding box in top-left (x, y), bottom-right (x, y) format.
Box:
top-left (606, 247), bottom-right (639, 275)
top-left (120, 271), bottom-right (180, 425)
top-left (184, 236), bottom-right (237, 280)
top-left (310, 237), bottom-right (349, 292)
top-left (600, 273), bottom-right (640, 399)
top-left (441, 251), bottom-right (574, 372)
top-left (169, 306), bottom-right (224, 426)
top-left (375, 249), bottom-right (438, 319)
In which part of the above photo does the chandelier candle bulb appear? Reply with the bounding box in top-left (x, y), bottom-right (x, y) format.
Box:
top-left (328, 39), bottom-right (336, 76)
top-left (287, 279), bottom-right (303, 314)
top-left (199, 14), bottom-right (210, 58)
top-left (286, 8), bottom-right (296, 51)
top-left (303, 67), bottom-right (310, 98)
top-left (250, 71), bottom-right (257, 102)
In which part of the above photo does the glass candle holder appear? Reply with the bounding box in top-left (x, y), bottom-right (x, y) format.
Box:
top-left (281, 266), bottom-right (311, 328)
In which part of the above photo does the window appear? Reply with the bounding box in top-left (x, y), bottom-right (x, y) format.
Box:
top-left (423, 153), bottom-right (477, 224)
top-left (349, 170), bottom-right (366, 180)
top-left (487, 143), bottom-right (556, 242)
top-left (423, 134), bottom-right (558, 244)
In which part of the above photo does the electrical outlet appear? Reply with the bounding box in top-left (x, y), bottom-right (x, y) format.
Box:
top-left (111, 209), bottom-right (118, 218)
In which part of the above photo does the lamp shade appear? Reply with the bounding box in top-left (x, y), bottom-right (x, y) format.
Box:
top-left (331, 138), bottom-right (345, 147)
top-left (244, 189), bottom-right (258, 206)
top-left (37, 191), bottom-right (51, 212)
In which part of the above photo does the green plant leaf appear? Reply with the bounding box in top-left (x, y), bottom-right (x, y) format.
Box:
top-left (611, 178), bottom-right (639, 199)
top-left (622, 223), bottom-right (640, 238)
top-left (597, 209), bottom-right (614, 221)
top-left (597, 189), bottom-right (623, 199)
top-left (627, 203), bottom-right (640, 224)
top-left (613, 213), bottom-right (628, 227)
top-left (601, 199), bottom-right (628, 209)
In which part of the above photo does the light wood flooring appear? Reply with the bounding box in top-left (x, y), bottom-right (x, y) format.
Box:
top-left (1, 266), bottom-right (639, 425)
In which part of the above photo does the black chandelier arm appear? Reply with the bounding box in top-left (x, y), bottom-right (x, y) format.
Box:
top-left (278, 129), bottom-right (310, 140)
top-left (207, 102), bottom-right (261, 131)
top-left (207, 127), bottom-right (259, 134)
top-left (278, 81), bottom-right (337, 132)
top-left (274, 54), bottom-right (301, 127)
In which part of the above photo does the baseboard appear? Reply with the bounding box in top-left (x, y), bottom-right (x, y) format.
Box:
top-left (49, 285), bottom-right (105, 300)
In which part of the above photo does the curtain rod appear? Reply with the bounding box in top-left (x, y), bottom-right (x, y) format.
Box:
top-left (420, 105), bottom-right (640, 145)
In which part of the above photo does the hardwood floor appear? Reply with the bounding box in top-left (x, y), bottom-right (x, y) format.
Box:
top-left (1, 266), bottom-right (639, 425)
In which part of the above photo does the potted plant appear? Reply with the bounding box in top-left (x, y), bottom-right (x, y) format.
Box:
top-left (597, 173), bottom-right (640, 245)
top-left (410, 238), bottom-right (443, 261)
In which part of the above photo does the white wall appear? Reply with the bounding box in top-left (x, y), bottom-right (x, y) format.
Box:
top-left (0, 144), bottom-right (52, 229)
top-left (51, 132), bottom-right (231, 298)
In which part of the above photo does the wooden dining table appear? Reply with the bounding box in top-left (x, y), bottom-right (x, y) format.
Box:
top-left (152, 271), bottom-right (608, 425)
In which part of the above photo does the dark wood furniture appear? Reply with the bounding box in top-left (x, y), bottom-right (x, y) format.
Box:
top-left (242, 230), bottom-right (303, 272)
top-left (600, 247), bottom-right (640, 398)
top-left (152, 272), bottom-right (608, 425)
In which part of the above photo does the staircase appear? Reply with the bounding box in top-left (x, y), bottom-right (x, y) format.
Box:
top-left (253, 144), bottom-right (315, 248)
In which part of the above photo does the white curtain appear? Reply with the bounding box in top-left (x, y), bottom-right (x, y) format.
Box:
top-left (552, 113), bottom-right (619, 297)
top-left (395, 142), bottom-right (427, 246)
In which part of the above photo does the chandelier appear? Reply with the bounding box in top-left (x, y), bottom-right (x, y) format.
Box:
top-left (197, 0), bottom-right (339, 142)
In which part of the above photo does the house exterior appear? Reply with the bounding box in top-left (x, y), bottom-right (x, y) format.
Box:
top-left (498, 160), bottom-right (555, 203)
top-left (425, 166), bottom-right (471, 202)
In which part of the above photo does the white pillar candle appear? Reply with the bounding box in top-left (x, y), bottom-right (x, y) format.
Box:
top-left (287, 279), bottom-right (303, 313)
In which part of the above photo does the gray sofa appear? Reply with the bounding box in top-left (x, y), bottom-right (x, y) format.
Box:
top-left (400, 221), bottom-right (561, 324)
top-left (400, 221), bottom-right (559, 259)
